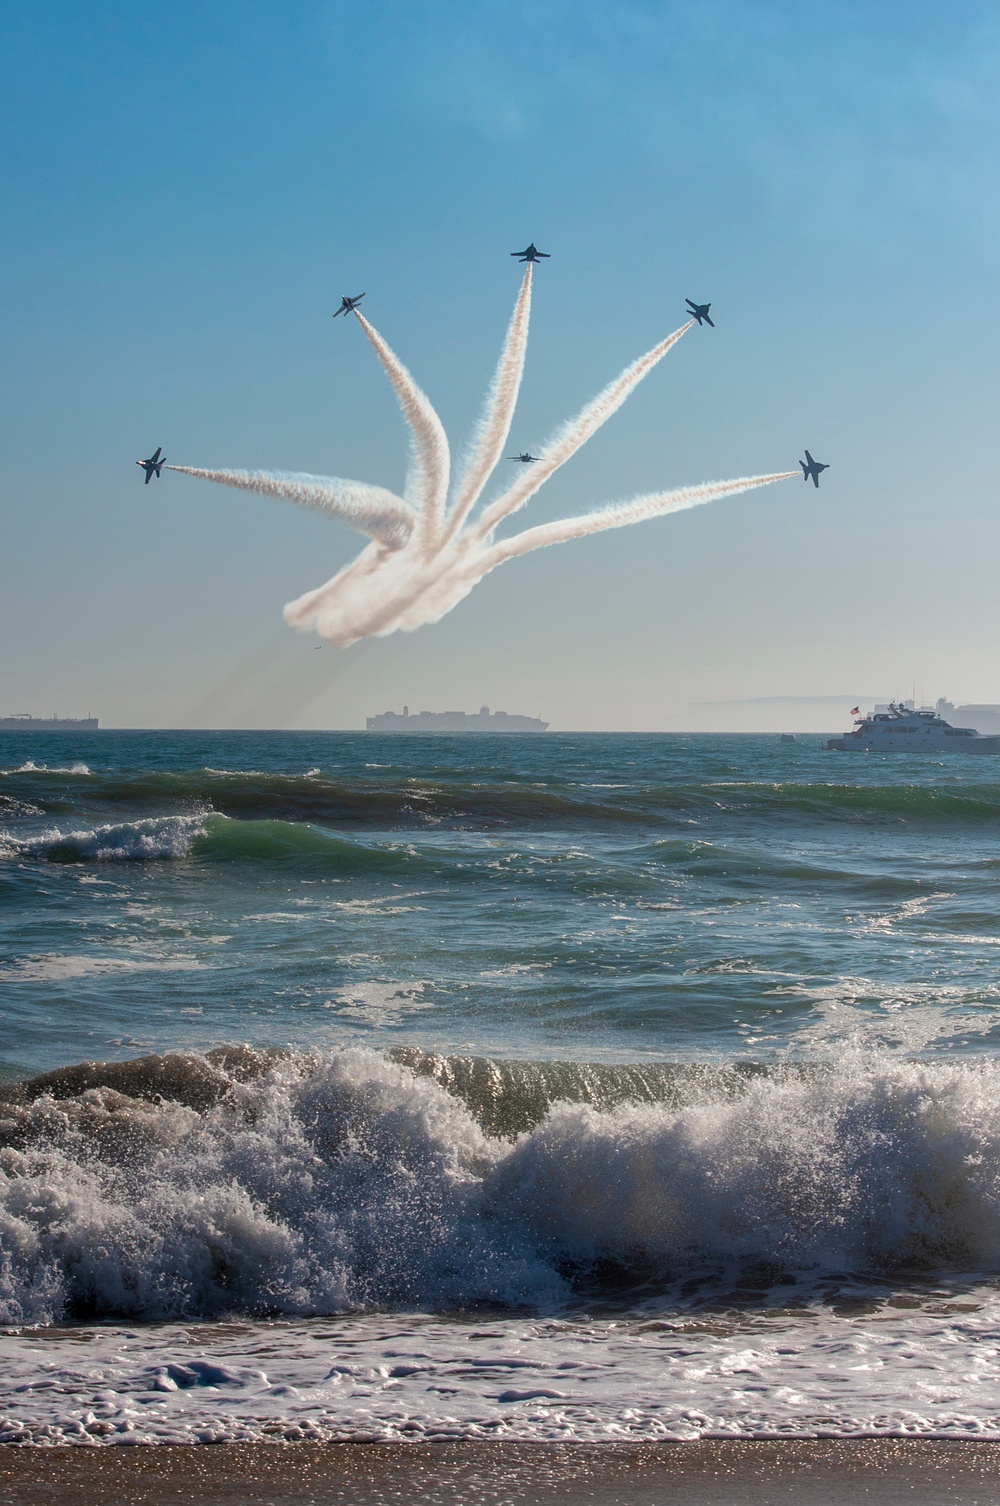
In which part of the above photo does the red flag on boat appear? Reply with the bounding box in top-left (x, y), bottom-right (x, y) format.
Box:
top-left (850, 706), bottom-right (860, 716)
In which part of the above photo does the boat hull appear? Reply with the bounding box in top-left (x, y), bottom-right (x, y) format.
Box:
top-left (828, 735), bottom-right (1000, 753)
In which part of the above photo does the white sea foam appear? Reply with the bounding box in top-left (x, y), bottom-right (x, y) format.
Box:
top-left (1, 762), bottom-right (92, 776)
top-left (0, 814), bottom-right (207, 862)
top-left (0, 954), bottom-right (205, 983)
top-left (3, 1048), bottom-right (1000, 1324)
top-left (4, 1047), bottom-right (1000, 1440)
top-left (2, 1289), bottom-right (1000, 1444)
top-left (328, 980), bottom-right (432, 1025)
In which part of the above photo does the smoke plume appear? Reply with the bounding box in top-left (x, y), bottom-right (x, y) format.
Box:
top-left (167, 269), bottom-right (796, 646)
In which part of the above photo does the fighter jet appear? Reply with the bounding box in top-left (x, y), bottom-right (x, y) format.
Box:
top-left (333, 293), bottom-right (365, 318)
top-left (136, 447), bottom-right (165, 484)
top-left (506, 452), bottom-right (540, 463)
top-left (800, 450), bottom-right (829, 488)
top-left (511, 244), bottom-right (550, 264)
top-left (686, 299), bottom-right (714, 327)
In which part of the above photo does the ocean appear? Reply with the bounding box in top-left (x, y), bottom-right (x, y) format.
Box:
top-left (3, 728), bottom-right (1000, 1445)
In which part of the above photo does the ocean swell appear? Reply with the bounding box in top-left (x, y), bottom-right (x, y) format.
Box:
top-left (3, 1047), bottom-right (1000, 1327)
top-left (8, 762), bottom-right (1000, 831)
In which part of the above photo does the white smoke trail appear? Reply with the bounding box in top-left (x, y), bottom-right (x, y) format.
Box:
top-left (279, 472), bottom-right (798, 648)
top-left (283, 539), bottom-right (395, 639)
top-left (443, 263), bottom-right (533, 543)
top-left (378, 473), bottom-right (799, 637)
top-left (165, 468), bottom-right (414, 550)
top-left (472, 320), bottom-right (694, 542)
top-left (167, 283), bottom-right (798, 648)
top-left (352, 313), bottom-right (450, 552)
top-left (486, 473), bottom-right (800, 565)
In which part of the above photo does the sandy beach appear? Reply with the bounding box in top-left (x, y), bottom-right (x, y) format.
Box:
top-left (3, 1440), bottom-right (1000, 1506)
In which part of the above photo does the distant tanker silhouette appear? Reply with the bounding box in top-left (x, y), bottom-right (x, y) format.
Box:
top-left (367, 704), bottom-right (547, 733)
top-left (0, 713), bottom-right (99, 731)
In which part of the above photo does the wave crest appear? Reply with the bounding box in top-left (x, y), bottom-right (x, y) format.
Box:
top-left (0, 814), bottom-right (420, 869)
top-left (0, 815), bottom-right (207, 862)
top-left (4, 1048), bottom-right (1000, 1325)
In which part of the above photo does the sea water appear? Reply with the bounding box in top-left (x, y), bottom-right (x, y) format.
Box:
top-left (2, 729), bottom-right (1000, 1442)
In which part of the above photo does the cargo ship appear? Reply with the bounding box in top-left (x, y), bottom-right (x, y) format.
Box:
top-left (367, 704), bottom-right (548, 733)
top-left (0, 714), bottom-right (99, 731)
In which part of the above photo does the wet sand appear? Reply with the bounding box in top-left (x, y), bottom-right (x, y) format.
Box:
top-left (2, 1439), bottom-right (1000, 1505)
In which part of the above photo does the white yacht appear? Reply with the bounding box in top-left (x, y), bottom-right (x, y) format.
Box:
top-left (828, 703), bottom-right (1000, 754)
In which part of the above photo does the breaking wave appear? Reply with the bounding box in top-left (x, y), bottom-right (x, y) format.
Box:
top-left (4, 1046), bottom-right (1000, 1326)
top-left (0, 814), bottom-right (208, 862)
top-left (0, 814), bottom-right (420, 870)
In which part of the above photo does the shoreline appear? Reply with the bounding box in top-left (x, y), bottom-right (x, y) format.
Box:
top-left (3, 1439), bottom-right (1000, 1505)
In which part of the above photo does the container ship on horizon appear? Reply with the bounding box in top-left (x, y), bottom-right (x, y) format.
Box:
top-left (367, 704), bottom-right (548, 733)
top-left (0, 713), bottom-right (99, 731)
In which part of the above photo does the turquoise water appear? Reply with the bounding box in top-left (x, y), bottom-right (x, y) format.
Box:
top-left (4, 729), bottom-right (1000, 1074)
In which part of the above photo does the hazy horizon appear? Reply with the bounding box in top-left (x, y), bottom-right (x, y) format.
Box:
top-left (4, 694), bottom-right (982, 735)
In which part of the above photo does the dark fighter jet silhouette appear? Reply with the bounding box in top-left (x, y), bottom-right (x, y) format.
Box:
top-left (136, 447), bottom-right (165, 484)
top-left (333, 294), bottom-right (365, 317)
top-left (511, 244), bottom-right (550, 264)
top-left (506, 452), bottom-right (540, 463)
top-left (800, 450), bottom-right (829, 488)
top-left (686, 299), bottom-right (714, 327)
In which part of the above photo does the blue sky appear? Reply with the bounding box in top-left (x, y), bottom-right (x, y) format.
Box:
top-left (2, 0), bottom-right (999, 729)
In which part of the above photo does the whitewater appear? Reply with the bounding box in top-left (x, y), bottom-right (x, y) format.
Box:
top-left (4, 727), bottom-right (1000, 1443)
